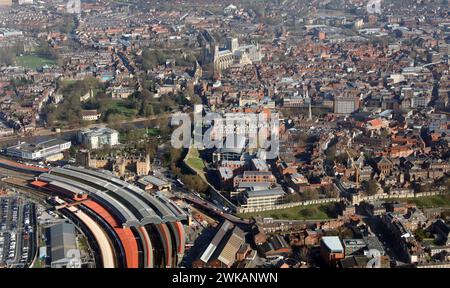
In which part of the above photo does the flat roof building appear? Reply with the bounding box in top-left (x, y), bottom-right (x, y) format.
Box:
top-left (320, 236), bottom-right (345, 267)
top-left (239, 186), bottom-right (285, 211)
top-left (77, 127), bottom-right (119, 149)
top-left (343, 239), bottom-right (367, 256)
top-left (137, 175), bottom-right (171, 191)
top-left (6, 139), bottom-right (71, 161)
top-left (251, 158), bottom-right (269, 172)
top-left (334, 97), bottom-right (360, 114)
top-left (49, 222), bottom-right (81, 268)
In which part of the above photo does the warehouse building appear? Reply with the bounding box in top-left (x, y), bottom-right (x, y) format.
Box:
top-left (49, 222), bottom-right (81, 268)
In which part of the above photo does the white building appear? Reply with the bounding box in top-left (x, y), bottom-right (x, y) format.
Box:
top-left (6, 139), bottom-right (71, 161)
top-left (77, 127), bottom-right (119, 149)
top-left (81, 110), bottom-right (102, 121)
top-left (18, 0), bottom-right (33, 4)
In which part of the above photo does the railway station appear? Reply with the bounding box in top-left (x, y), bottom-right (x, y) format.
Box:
top-left (0, 158), bottom-right (188, 268)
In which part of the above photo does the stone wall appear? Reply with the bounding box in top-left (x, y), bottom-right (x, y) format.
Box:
top-left (352, 190), bottom-right (447, 205)
top-left (236, 197), bottom-right (342, 214)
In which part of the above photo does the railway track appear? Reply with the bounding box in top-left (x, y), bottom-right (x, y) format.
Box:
top-left (0, 166), bottom-right (51, 204)
top-left (0, 170), bottom-right (35, 181)
top-left (1, 181), bottom-right (52, 208)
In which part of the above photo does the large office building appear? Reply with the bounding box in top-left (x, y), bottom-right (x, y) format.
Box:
top-left (238, 186), bottom-right (286, 211)
top-left (6, 139), bottom-right (71, 161)
top-left (77, 127), bottom-right (119, 149)
top-left (233, 171), bottom-right (277, 187)
top-left (333, 97), bottom-right (360, 114)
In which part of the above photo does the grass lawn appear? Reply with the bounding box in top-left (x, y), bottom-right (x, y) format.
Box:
top-left (110, 100), bottom-right (137, 118)
top-left (185, 148), bottom-right (205, 171)
top-left (60, 79), bottom-right (78, 87)
top-left (32, 259), bottom-right (43, 268)
top-left (147, 128), bottom-right (161, 137)
top-left (422, 238), bottom-right (439, 247)
top-left (16, 54), bottom-right (56, 70)
top-left (404, 195), bottom-right (450, 209)
top-left (237, 203), bottom-right (336, 220)
top-left (92, 88), bottom-right (103, 98)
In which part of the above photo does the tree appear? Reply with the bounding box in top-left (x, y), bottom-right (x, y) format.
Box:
top-left (321, 186), bottom-right (339, 198)
top-left (98, 97), bottom-right (114, 114)
top-left (60, 15), bottom-right (76, 34)
top-left (362, 179), bottom-right (379, 196)
top-left (298, 246), bottom-right (309, 261)
top-left (107, 114), bottom-right (126, 129)
top-left (168, 148), bottom-right (183, 164)
top-left (285, 193), bottom-right (302, 202)
top-left (190, 94), bottom-right (202, 105)
top-left (69, 146), bottom-right (77, 158)
top-left (181, 174), bottom-right (208, 193)
top-left (302, 189), bottom-right (319, 200)
top-left (299, 207), bottom-right (317, 218)
top-left (156, 116), bottom-right (171, 137)
top-left (66, 110), bottom-right (80, 128)
top-left (325, 145), bottom-right (337, 162)
top-left (339, 227), bottom-right (354, 239)
top-left (142, 104), bottom-right (154, 117)
top-left (335, 152), bottom-right (349, 165)
top-left (121, 128), bottom-right (147, 143)
top-left (414, 227), bottom-right (429, 242)
top-left (141, 49), bottom-right (169, 70)
top-left (0, 49), bottom-right (16, 66)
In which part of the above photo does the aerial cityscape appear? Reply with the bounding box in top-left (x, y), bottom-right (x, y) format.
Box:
top-left (0, 0), bottom-right (449, 270)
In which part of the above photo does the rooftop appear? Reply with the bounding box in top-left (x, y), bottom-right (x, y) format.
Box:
top-left (138, 175), bottom-right (169, 187)
top-left (321, 236), bottom-right (344, 253)
top-left (8, 138), bottom-right (70, 153)
top-left (245, 187), bottom-right (285, 198)
top-left (78, 127), bottom-right (118, 137)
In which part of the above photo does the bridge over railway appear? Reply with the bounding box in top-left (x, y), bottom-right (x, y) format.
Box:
top-left (180, 194), bottom-right (251, 227)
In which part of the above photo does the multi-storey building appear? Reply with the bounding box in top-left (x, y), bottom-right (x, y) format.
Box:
top-left (239, 187), bottom-right (285, 210)
top-left (77, 127), bottom-right (119, 149)
top-left (334, 97), bottom-right (360, 114)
